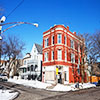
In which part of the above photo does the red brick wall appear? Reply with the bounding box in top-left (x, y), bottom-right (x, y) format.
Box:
top-left (42, 25), bottom-right (85, 83)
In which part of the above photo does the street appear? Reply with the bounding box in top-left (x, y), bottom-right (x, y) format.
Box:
top-left (0, 81), bottom-right (100, 100)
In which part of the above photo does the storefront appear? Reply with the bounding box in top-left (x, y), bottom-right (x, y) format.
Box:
top-left (42, 65), bottom-right (69, 84)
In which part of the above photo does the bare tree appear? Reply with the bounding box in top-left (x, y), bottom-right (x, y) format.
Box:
top-left (2, 35), bottom-right (25, 78)
top-left (78, 31), bottom-right (100, 82)
top-left (90, 31), bottom-right (100, 62)
top-left (77, 33), bottom-right (92, 83)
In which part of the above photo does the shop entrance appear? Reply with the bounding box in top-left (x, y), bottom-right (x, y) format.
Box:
top-left (58, 72), bottom-right (62, 84)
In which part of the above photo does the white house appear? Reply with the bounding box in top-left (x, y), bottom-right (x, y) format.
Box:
top-left (19, 43), bottom-right (42, 81)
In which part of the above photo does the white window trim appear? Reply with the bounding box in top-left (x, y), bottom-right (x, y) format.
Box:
top-left (78, 57), bottom-right (80, 64)
top-left (45, 38), bottom-right (49, 47)
top-left (57, 49), bottom-right (62, 61)
top-left (64, 35), bottom-right (67, 46)
top-left (71, 53), bottom-right (75, 63)
top-left (70, 39), bottom-right (74, 49)
top-left (78, 44), bottom-right (80, 52)
top-left (65, 50), bottom-right (67, 62)
top-left (44, 52), bottom-right (48, 62)
top-left (57, 33), bottom-right (62, 44)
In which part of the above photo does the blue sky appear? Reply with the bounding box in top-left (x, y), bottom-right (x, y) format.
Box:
top-left (0, 0), bottom-right (100, 56)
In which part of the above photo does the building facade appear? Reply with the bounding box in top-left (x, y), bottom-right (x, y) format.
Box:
top-left (0, 60), bottom-right (7, 74)
top-left (42, 25), bottom-right (86, 84)
top-left (19, 43), bottom-right (42, 80)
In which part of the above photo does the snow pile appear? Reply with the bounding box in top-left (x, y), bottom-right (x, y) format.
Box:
top-left (47, 83), bottom-right (96, 91)
top-left (47, 84), bottom-right (72, 91)
top-left (0, 89), bottom-right (18, 100)
top-left (8, 78), bottom-right (52, 89)
top-left (80, 83), bottom-right (96, 89)
top-left (8, 78), bottom-right (96, 92)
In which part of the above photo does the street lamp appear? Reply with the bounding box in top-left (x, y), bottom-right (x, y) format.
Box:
top-left (0, 22), bottom-right (38, 34)
top-left (0, 15), bottom-right (38, 68)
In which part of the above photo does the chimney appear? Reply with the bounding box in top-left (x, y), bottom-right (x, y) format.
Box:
top-left (73, 32), bottom-right (76, 35)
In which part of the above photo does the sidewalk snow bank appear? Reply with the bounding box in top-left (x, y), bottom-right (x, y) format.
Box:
top-left (47, 84), bottom-right (72, 91)
top-left (0, 89), bottom-right (18, 100)
top-left (47, 83), bottom-right (96, 91)
top-left (8, 78), bottom-right (52, 89)
top-left (8, 79), bottom-right (96, 92)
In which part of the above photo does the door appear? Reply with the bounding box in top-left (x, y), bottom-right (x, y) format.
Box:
top-left (58, 72), bottom-right (62, 84)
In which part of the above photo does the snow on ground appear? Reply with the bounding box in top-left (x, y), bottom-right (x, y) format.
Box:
top-left (0, 89), bottom-right (18, 100)
top-left (48, 83), bottom-right (96, 91)
top-left (8, 78), bottom-right (52, 89)
top-left (47, 84), bottom-right (72, 91)
top-left (8, 78), bottom-right (96, 92)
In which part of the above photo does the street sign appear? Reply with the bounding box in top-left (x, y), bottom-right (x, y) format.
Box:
top-left (56, 67), bottom-right (58, 75)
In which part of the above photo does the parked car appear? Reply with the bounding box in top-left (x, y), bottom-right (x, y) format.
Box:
top-left (0, 74), bottom-right (8, 82)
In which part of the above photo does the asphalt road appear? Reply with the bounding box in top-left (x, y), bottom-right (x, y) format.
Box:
top-left (0, 81), bottom-right (100, 100)
top-left (0, 81), bottom-right (65, 100)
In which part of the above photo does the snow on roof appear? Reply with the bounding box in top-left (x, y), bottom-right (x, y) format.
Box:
top-left (35, 43), bottom-right (42, 54)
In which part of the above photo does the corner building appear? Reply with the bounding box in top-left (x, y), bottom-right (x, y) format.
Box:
top-left (42, 25), bottom-right (85, 84)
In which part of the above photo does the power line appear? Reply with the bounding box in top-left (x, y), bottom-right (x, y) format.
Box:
top-left (6, 0), bottom-right (24, 18)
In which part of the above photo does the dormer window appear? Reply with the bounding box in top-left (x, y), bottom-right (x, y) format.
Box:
top-left (34, 49), bottom-right (36, 53)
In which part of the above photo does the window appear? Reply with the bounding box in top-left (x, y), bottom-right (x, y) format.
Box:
top-left (45, 38), bottom-right (49, 47)
top-left (52, 35), bottom-right (54, 45)
top-left (34, 49), bottom-right (36, 53)
top-left (31, 65), bottom-right (33, 71)
top-left (44, 52), bottom-right (48, 61)
top-left (77, 64), bottom-right (80, 74)
top-left (57, 34), bottom-right (62, 44)
top-left (52, 51), bottom-right (54, 60)
top-left (75, 41), bottom-right (78, 51)
top-left (65, 71), bottom-right (68, 81)
top-left (47, 38), bottom-right (49, 46)
top-left (71, 39), bottom-right (74, 49)
top-left (58, 49), bottom-right (62, 60)
top-left (78, 44), bottom-right (80, 52)
top-left (35, 65), bottom-right (38, 69)
top-left (71, 53), bottom-right (75, 63)
top-left (24, 60), bottom-right (26, 65)
top-left (64, 35), bottom-right (66, 45)
top-left (78, 57), bottom-right (80, 64)
top-left (28, 67), bottom-right (30, 71)
top-left (23, 68), bottom-right (26, 73)
top-left (65, 50), bottom-right (67, 61)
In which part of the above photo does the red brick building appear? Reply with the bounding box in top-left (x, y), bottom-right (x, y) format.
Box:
top-left (42, 25), bottom-right (85, 84)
